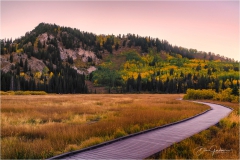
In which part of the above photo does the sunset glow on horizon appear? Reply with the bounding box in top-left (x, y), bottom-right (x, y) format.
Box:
top-left (1, 1), bottom-right (239, 61)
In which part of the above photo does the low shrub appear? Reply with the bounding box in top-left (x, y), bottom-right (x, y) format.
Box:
top-left (183, 89), bottom-right (216, 100)
top-left (0, 91), bottom-right (9, 95)
top-left (184, 88), bottom-right (239, 103)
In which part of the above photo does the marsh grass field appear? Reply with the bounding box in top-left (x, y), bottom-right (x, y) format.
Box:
top-left (1, 94), bottom-right (210, 159)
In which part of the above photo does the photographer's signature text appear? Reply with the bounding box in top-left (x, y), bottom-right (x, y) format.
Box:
top-left (194, 145), bottom-right (232, 156)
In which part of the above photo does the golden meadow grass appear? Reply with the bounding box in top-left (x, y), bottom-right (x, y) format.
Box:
top-left (1, 94), bottom-right (209, 159)
top-left (148, 100), bottom-right (239, 159)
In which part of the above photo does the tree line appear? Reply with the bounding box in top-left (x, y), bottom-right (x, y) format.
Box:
top-left (1, 64), bottom-right (88, 94)
top-left (125, 71), bottom-right (239, 95)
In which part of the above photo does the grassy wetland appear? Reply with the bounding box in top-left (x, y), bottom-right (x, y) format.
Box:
top-left (1, 94), bottom-right (209, 159)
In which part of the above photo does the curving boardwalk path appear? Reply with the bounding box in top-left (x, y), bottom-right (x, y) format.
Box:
top-left (50, 101), bottom-right (232, 159)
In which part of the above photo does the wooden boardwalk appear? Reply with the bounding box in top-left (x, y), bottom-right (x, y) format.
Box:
top-left (49, 101), bottom-right (232, 159)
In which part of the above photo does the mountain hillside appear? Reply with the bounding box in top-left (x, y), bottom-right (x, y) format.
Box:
top-left (1, 23), bottom-right (239, 94)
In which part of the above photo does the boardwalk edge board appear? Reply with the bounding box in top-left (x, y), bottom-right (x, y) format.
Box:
top-left (49, 100), bottom-right (224, 159)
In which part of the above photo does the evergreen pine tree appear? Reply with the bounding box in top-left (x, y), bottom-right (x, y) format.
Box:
top-left (10, 54), bottom-right (13, 63)
top-left (20, 58), bottom-right (23, 67)
top-left (232, 85), bottom-right (239, 96)
top-left (24, 59), bottom-right (28, 72)
top-left (1, 77), bottom-right (6, 91)
top-left (115, 42), bottom-right (119, 51)
top-left (10, 76), bottom-right (14, 91)
top-left (17, 66), bottom-right (20, 75)
top-left (137, 73), bottom-right (142, 92)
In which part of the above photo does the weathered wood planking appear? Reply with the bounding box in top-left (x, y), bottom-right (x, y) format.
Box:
top-left (50, 101), bottom-right (232, 159)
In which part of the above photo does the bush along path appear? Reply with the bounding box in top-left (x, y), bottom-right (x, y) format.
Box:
top-left (49, 100), bottom-right (232, 159)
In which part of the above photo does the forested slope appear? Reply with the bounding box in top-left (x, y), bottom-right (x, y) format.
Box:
top-left (1, 23), bottom-right (239, 94)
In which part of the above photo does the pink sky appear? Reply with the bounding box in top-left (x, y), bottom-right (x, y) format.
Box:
top-left (1, 1), bottom-right (239, 61)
